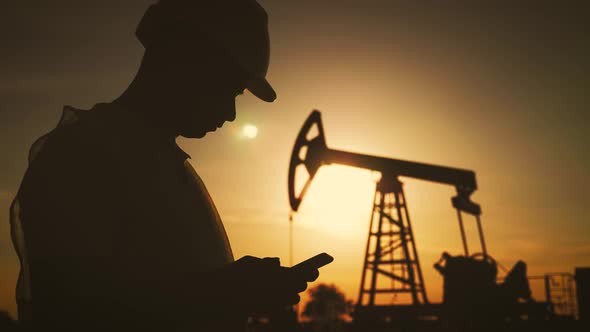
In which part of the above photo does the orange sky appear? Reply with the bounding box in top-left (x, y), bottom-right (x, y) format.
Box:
top-left (1, 0), bottom-right (589, 318)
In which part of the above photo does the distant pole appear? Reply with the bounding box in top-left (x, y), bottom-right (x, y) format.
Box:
top-left (289, 212), bottom-right (300, 320)
top-left (289, 212), bottom-right (294, 266)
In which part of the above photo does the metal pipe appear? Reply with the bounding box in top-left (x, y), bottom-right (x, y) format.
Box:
top-left (456, 209), bottom-right (469, 256)
top-left (475, 215), bottom-right (488, 256)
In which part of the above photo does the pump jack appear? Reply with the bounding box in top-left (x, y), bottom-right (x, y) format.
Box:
top-left (287, 111), bottom-right (527, 322)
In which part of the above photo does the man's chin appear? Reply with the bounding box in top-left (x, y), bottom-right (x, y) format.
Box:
top-left (179, 128), bottom-right (215, 139)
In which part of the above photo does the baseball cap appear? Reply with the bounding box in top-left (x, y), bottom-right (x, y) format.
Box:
top-left (136, 0), bottom-right (277, 102)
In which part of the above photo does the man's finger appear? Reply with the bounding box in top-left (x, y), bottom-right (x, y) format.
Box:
top-left (262, 257), bottom-right (281, 266)
top-left (287, 294), bottom-right (301, 305)
top-left (294, 268), bottom-right (319, 282)
top-left (305, 269), bottom-right (320, 282)
top-left (292, 280), bottom-right (308, 293)
top-left (240, 255), bottom-right (261, 263)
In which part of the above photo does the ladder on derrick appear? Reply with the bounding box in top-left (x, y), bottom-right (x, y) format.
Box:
top-left (357, 175), bottom-right (428, 306)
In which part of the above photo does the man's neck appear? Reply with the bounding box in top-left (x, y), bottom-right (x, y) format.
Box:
top-left (112, 83), bottom-right (178, 145)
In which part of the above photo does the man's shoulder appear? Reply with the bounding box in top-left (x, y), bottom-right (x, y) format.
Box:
top-left (17, 106), bottom-right (142, 198)
top-left (33, 104), bottom-right (135, 164)
top-left (19, 104), bottom-right (139, 199)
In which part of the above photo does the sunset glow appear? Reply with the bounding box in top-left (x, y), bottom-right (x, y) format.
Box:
top-left (1, 0), bottom-right (588, 321)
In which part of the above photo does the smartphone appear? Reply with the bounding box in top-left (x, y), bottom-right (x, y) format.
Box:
top-left (291, 253), bottom-right (334, 272)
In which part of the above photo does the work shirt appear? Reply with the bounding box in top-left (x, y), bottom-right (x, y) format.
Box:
top-left (10, 103), bottom-right (243, 331)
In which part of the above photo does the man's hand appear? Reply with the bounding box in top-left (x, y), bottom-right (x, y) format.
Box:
top-left (217, 256), bottom-right (319, 313)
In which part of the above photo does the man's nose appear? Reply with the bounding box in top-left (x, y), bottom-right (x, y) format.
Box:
top-left (227, 101), bottom-right (236, 122)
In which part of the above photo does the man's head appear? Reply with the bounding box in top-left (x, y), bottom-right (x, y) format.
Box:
top-left (130, 0), bottom-right (275, 138)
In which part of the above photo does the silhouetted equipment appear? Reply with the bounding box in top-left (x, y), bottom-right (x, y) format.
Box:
top-left (288, 111), bottom-right (486, 311)
top-left (542, 272), bottom-right (578, 319)
top-left (433, 252), bottom-right (545, 327)
top-left (288, 111), bottom-right (580, 327)
top-left (435, 252), bottom-right (497, 326)
top-left (576, 268), bottom-right (590, 321)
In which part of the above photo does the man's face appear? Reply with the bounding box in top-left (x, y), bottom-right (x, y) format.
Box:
top-left (155, 39), bottom-right (248, 138)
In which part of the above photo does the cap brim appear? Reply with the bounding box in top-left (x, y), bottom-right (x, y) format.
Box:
top-left (246, 77), bottom-right (276, 102)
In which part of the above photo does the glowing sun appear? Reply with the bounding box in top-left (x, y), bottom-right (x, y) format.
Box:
top-left (242, 124), bottom-right (258, 139)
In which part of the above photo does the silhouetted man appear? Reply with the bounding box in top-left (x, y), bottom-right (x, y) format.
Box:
top-left (10, 1), bottom-right (319, 331)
